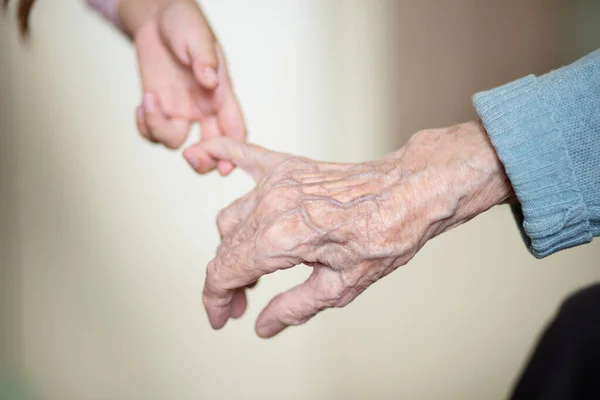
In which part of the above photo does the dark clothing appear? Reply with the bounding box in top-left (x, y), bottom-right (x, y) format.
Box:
top-left (511, 283), bottom-right (600, 400)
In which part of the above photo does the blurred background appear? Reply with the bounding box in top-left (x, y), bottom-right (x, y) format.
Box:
top-left (1, 0), bottom-right (600, 399)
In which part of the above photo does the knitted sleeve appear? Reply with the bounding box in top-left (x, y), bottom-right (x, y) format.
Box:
top-left (473, 49), bottom-right (600, 258)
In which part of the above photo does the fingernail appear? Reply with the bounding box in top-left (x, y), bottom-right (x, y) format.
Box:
top-left (183, 152), bottom-right (198, 169)
top-left (204, 67), bottom-right (218, 86)
top-left (143, 93), bottom-right (156, 113)
top-left (136, 106), bottom-right (148, 135)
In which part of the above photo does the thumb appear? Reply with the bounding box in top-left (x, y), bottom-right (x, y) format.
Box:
top-left (255, 267), bottom-right (342, 338)
top-left (188, 25), bottom-right (219, 90)
top-left (183, 137), bottom-right (287, 182)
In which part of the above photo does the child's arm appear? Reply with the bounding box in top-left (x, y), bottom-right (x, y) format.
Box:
top-left (88, 0), bottom-right (247, 175)
top-left (88, 0), bottom-right (176, 37)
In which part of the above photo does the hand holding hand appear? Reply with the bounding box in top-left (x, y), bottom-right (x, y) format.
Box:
top-left (131, 0), bottom-right (245, 175)
top-left (200, 121), bottom-right (514, 337)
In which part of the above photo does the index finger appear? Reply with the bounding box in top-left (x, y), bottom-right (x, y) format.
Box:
top-left (200, 137), bottom-right (287, 182)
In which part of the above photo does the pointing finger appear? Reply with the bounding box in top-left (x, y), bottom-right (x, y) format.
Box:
top-left (200, 137), bottom-right (287, 182)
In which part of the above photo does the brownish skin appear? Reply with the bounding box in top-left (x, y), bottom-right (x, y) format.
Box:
top-left (199, 121), bottom-right (515, 338)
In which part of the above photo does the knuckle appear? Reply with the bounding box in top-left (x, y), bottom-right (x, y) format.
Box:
top-left (142, 127), bottom-right (159, 144)
top-left (145, 123), bottom-right (184, 149)
top-left (313, 275), bottom-right (348, 307)
top-left (221, 249), bottom-right (244, 272)
top-left (162, 134), bottom-right (184, 150)
top-left (216, 209), bottom-right (231, 233)
top-left (206, 257), bottom-right (229, 288)
top-left (206, 259), bottom-right (219, 282)
top-left (143, 112), bottom-right (159, 129)
top-left (202, 288), bottom-right (232, 310)
top-left (318, 288), bottom-right (346, 308)
top-left (260, 215), bottom-right (304, 253)
top-left (280, 304), bottom-right (312, 326)
top-left (201, 289), bottom-right (213, 308)
top-left (260, 222), bottom-right (286, 249)
top-left (205, 257), bottom-right (235, 293)
top-left (276, 157), bottom-right (303, 172)
top-left (148, 127), bottom-right (170, 146)
top-left (259, 186), bottom-right (296, 215)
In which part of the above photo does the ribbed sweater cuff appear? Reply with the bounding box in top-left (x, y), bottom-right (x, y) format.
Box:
top-left (473, 75), bottom-right (592, 258)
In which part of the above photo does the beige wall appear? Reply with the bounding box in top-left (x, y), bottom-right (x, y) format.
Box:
top-left (1, 1), bottom-right (599, 400)
top-left (0, 19), bottom-right (18, 377)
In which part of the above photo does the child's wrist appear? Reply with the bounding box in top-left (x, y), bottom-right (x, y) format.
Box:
top-left (114, 0), bottom-right (185, 37)
top-left (119, 0), bottom-right (166, 37)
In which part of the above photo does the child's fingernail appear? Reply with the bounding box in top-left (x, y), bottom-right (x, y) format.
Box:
top-left (143, 93), bottom-right (156, 113)
top-left (136, 106), bottom-right (148, 135)
top-left (183, 152), bottom-right (198, 169)
top-left (204, 67), bottom-right (218, 86)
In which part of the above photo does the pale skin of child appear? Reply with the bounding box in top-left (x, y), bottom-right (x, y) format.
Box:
top-left (118, 0), bottom-right (246, 175)
top-left (118, 0), bottom-right (515, 338)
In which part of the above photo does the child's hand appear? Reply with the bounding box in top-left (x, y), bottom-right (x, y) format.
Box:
top-left (133, 0), bottom-right (245, 175)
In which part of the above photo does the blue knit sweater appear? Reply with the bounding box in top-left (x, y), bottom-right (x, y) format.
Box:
top-left (473, 49), bottom-right (600, 258)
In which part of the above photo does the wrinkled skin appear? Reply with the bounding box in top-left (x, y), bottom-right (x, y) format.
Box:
top-left (132, 0), bottom-right (246, 175)
top-left (200, 121), bottom-right (514, 338)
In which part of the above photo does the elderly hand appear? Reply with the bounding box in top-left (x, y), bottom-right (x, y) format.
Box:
top-left (201, 121), bottom-right (514, 337)
top-left (130, 0), bottom-right (245, 175)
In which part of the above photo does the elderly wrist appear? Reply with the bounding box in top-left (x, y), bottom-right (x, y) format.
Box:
top-left (389, 121), bottom-right (514, 239)
top-left (437, 121), bottom-right (514, 232)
